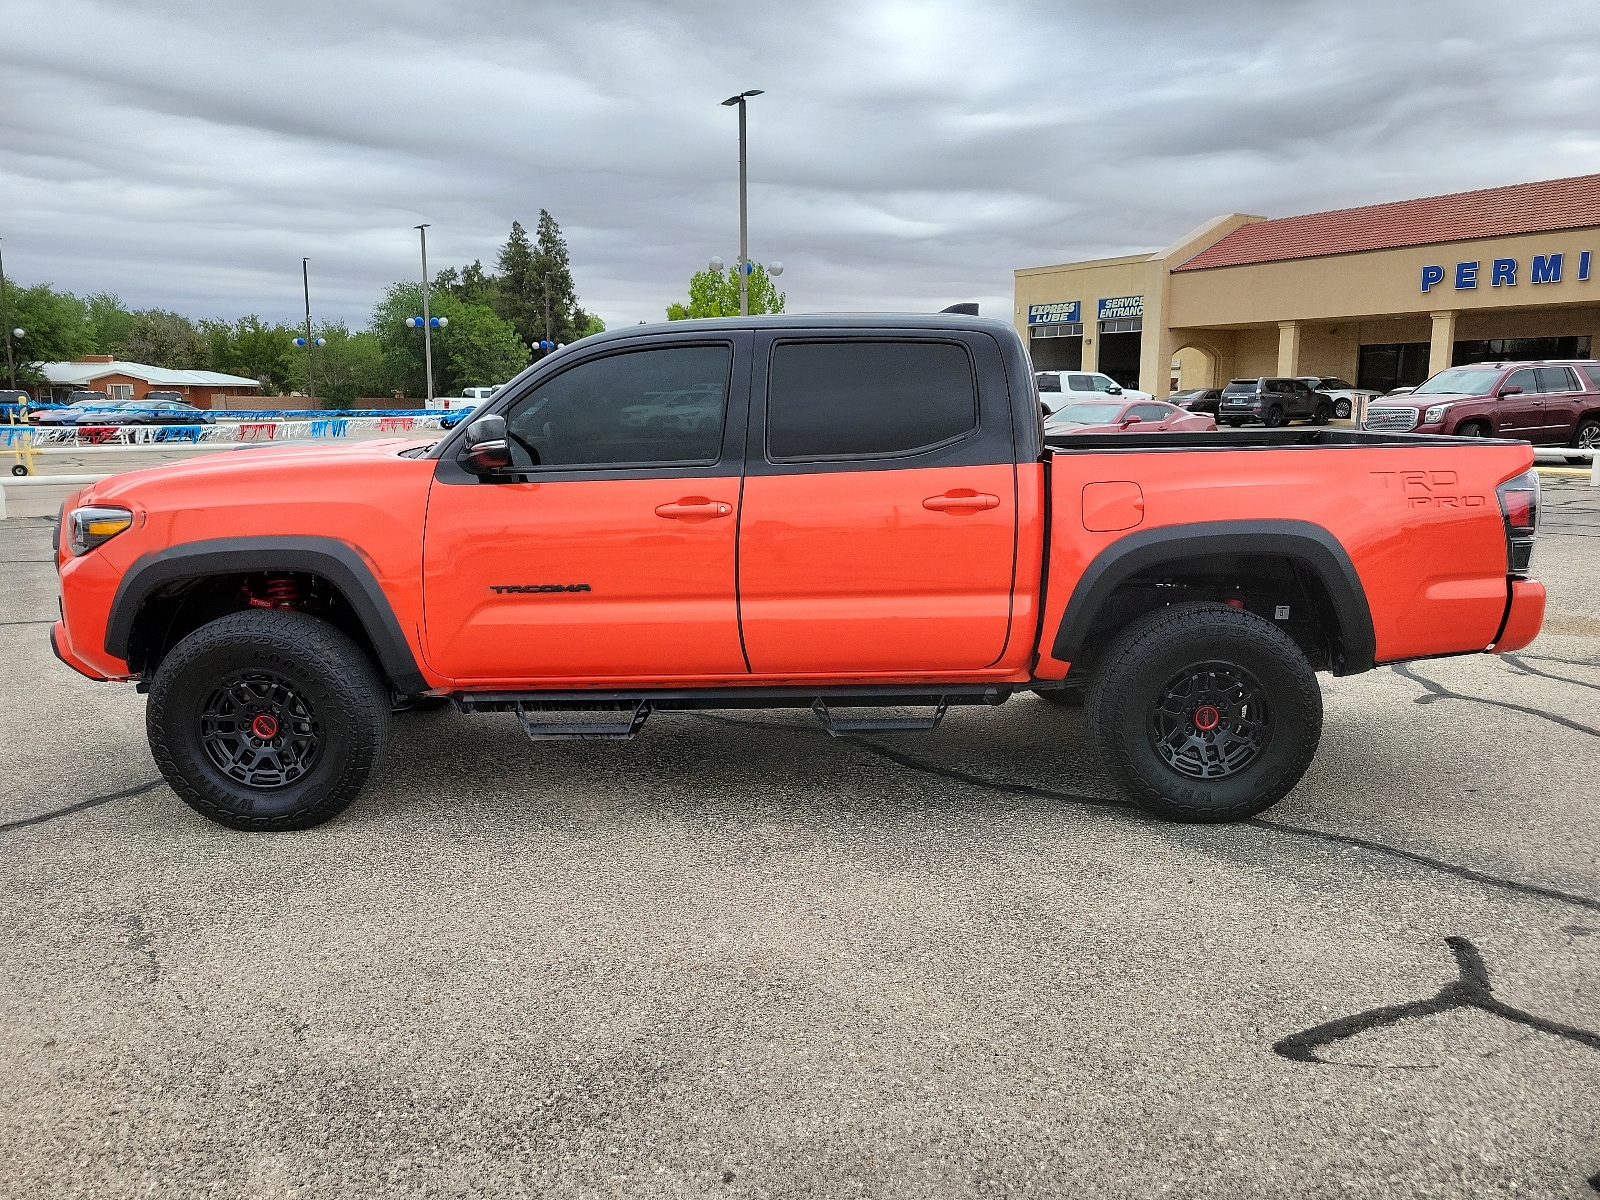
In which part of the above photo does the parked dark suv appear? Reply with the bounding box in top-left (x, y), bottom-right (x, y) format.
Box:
top-left (1218, 377), bottom-right (1332, 427)
top-left (1362, 360), bottom-right (1600, 452)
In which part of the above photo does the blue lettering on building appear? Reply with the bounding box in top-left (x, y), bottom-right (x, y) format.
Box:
top-left (1530, 254), bottom-right (1563, 284)
top-left (1421, 264), bottom-right (1445, 292)
top-left (1491, 258), bottom-right (1517, 287)
top-left (1455, 261), bottom-right (1478, 289)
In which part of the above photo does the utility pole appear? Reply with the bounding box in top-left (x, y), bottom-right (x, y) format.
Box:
top-left (0, 238), bottom-right (14, 390)
top-left (417, 224), bottom-right (435, 401)
top-left (543, 273), bottom-right (552, 351)
top-left (721, 90), bottom-right (763, 316)
top-left (302, 259), bottom-right (315, 405)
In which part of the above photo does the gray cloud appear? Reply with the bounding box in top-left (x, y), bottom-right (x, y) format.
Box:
top-left (2, 0), bottom-right (1598, 329)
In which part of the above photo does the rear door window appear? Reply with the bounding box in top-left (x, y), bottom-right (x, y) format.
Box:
top-left (1066, 374), bottom-right (1095, 393)
top-left (1582, 365), bottom-right (1600, 390)
top-left (1535, 366), bottom-right (1578, 393)
top-left (766, 340), bottom-right (977, 461)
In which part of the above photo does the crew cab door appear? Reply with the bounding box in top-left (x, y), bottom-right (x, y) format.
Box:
top-left (736, 331), bottom-right (1019, 675)
top-left (422, 335), bottom-right (750, 684)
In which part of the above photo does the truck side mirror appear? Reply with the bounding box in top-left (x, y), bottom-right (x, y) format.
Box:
top-left (460, 414), bottom-right (512, 475)
top-left (1108, 385), bottom-right (1124, 396)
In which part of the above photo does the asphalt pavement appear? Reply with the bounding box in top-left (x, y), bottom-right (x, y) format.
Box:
top-left (1, 482), bottom-right (1597, 1199)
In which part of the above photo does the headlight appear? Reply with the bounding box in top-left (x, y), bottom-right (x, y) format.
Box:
top-left (69, 505), bottom-right (133, 555)
top-left (1423, 403), bottom-right (1450, 423)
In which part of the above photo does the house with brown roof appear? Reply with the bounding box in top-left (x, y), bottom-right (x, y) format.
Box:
top-left (1015, 173), bottom-right (1600, 396)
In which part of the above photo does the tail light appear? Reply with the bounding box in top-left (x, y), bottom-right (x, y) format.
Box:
top-left (1496, 469), bottom-right (1539, 576)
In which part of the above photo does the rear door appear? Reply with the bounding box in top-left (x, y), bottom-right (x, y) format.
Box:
top-left (737, 331), bottom-right (1019, 675)
top-left (1537, 366), bottom-right (1583, 442)
top-left (423, 335), bottom-right (751, 684)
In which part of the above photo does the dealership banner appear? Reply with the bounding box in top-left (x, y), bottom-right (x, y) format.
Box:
top-left (1027, 301), bottom-right (1081, 325)
top-left (1097, 295), bottom-right (1144, 321)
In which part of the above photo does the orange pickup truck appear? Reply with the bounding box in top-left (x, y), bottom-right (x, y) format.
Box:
top-left (49, 314), bottom-right (1545, 830)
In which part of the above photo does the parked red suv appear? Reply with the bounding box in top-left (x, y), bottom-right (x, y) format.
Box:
top-left (1363, 360), bottom-right (1600, 451)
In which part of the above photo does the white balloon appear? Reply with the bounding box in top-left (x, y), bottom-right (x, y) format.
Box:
top-left (769, 262), bottom-right (783, 276)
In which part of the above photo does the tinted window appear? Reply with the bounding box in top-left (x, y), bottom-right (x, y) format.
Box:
top-left (767, 340), bottom-right (976, 460)
top-left (1582, 365), bottom-right (1600, 390)
top-left (505, 344), bottom-right (730, 469)
top-left (1127, 404), bottom-right (1170, 422)
top-left (1222, 380), bottom-right (1257, 394)
top-left (1036, 373), bottom-right (1061, 392)
top-left (1535, 366), bottom-right (1577, 393)
top-left (1066, 374), bottom-right (1095, 392)
top-left (1504, 368), bottom-right (1538, 395)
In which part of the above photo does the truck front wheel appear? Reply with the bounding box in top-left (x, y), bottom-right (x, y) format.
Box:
top-left (1086, 603), bottom-right (1322, 822)
top-left (146, 609), bottom-right (390, 830)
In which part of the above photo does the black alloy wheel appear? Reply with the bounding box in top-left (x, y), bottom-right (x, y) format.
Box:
top-left (1087, 603), bottom-right (1322, 822)
top-left (1265, 405), bottom-right (1288, 428)
top-left (1311, 402), bottom-right (1332, 426)
top-left (147, 608), bottom-right (390, 830)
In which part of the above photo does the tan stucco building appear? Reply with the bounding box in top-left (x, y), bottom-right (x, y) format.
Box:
top-left (1014, 174), bottom-right (1600, 397)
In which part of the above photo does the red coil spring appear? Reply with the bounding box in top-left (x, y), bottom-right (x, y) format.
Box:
top-left (248, 575), bottom-right (302, 609)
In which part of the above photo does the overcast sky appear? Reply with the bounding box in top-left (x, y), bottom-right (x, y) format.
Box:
top-left (3, 0), bottom-right (1599, 331)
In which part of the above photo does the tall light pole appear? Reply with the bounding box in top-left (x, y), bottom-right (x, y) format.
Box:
top-left (721, 89), bottom-right (763, 316)
top-left (293, 259), bottom-right (325, 404)
top-left (0, 237), bottom-right (15, 390)
top-left (417, 224), bottom-right (435, 401)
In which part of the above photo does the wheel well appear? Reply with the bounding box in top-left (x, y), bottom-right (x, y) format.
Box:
top-left (125, 571), bottom-right (384, 682)
top-left (1065, 552), bottom-right (1346, 679)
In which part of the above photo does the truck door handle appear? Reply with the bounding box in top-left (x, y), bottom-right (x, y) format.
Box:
top-left (654, 497), bottom-right (734, 521)
top-left (923, 491), bottom-right (1000, 513)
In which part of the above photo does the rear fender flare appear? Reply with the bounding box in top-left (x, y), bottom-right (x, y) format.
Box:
top-left (1051, 520), bottom-right (1376, 675)
top-left (106, 536), bottom-right (428, 692)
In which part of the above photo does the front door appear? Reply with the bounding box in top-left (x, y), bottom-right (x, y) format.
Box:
top-left (737, 332), bottom-right (1019, 676)
top-left (1495, 367), bottom-right (1545, 438)
top-left (423, 337), bottom-right (750, 685)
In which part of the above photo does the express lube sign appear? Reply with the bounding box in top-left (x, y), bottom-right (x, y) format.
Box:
top-left (1421, 251), bottom-right (1593, 292)
top-left (1027, 301), bottom-right (1081, 325)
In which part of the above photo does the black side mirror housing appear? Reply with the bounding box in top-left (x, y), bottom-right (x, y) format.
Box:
top-left (1108, 385), bottom-right (1123, 396)
top-left (460, 414), bottom-right (512, 475)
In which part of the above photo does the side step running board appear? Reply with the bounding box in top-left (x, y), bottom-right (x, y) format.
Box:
top-left (811, 697), bottom-right (949, 736)
top-left (515, 700), bottom-right (651, 741)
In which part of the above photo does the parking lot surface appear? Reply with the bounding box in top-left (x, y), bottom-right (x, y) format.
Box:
top-left (2, 481), bottom-right (1597, 1199)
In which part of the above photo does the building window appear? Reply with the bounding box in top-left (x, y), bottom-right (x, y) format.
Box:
top-left (108, 384), bottom-right (133, 400)
top-left (1357, 343), bottom-right (1431, 393)
top-left (1098, 317), bottom-right (1143, 335)
top-left (1452, 336), bottom-right (1592, 366)
top-left (1030, 323), bottom-right (1083, 339)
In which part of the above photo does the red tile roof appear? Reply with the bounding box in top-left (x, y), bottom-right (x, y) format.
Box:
top-left (1173, 174), bottom-right (1600, 272)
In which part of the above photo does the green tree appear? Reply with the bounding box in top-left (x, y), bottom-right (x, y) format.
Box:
top-left (201, 315), bottom-right (297, 393)
top-left (435, 260), bottom-right (498, 308)
top-left (371, 282), bottom-right (528, 398)
top-left (492, 213), bottom-right (598, 352)
top-left (84, 293), bottom-right (134, 354)
top-left (666, 263), bottom-right (784, 320)
top-left (119, 309), bottom-right (208, 369)
top-left (4, 281), bottom-right (94, 380)
top-left (285, 322), bottom-right (386, 408)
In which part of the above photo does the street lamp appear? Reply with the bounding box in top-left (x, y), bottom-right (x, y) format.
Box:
top-left (720, 89), bottom-right (763, 316)
top-left (292, 258), bottom-right (326, 403)
top-left (0, 236), bottom-right (16, 390)
top-left (415, 224), bottom-right (437, 401)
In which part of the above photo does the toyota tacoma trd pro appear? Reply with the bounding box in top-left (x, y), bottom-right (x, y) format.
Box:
top-left (50, 313), bottom-right (1546, 830)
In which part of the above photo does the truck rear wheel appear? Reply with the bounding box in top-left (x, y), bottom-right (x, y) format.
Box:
top-left (146, 609), bottom-right (390, 830)
top-left (1086, 603), bottom-right (1322, 822)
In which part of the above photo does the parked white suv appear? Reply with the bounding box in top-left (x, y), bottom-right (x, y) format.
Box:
top-left (1035, 371), bottom-right (1152, 414)
top-left (1294, 376), bottom-right (1376, 421)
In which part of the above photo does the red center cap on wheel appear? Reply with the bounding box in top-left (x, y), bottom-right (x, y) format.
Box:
top-left (1192, 705), bottom-right (1221, 732)
top-left (250, 713), bottom-right (280, 740)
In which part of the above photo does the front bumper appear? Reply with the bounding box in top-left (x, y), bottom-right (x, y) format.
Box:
top-left (1490, 579), bottom-right (1546, 654)
top-left (51, 619), bottom-right (112, 681)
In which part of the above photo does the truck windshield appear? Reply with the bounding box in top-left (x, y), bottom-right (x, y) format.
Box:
top-left (1412, 367), bottom-right (1503, 396)
top-left (1049, 403), bottom-right (1124, 425)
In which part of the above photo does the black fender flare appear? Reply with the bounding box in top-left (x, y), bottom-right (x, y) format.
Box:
top-left (106, 535), bottom-right (429, 693)
top-left (1051, 519), bottom-right (1376, 675)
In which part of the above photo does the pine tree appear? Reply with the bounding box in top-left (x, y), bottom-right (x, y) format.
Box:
top-left (494, 220), bottom-right (540, 349)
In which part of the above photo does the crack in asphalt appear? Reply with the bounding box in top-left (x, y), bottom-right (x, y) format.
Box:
top-left (1273, 936), bottom-right (1600, 1065)
top-left (1498, 652), bottom-right (1600, 693)
top-left (0, 779), bottom-right (165, 834)
top-left (0, 618), bottom-right (55, 626)
top-left (693, 712), bottom-right (1600, 914)
top-left (1392, 662), bottom-right (1600, 737)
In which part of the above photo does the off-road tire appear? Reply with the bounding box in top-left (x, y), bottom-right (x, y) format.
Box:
top-left (1265, 405), bottom-right (1287, 428)
top-left (1566, 418), bottom-right (1599, 464)
top-left (1086, 603), bottom-right (1322, 822)
top-left (146, 609), bottom-right (389, 831)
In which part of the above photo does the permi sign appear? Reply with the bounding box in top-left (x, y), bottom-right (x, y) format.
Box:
top-left (1027, 301), bottom-right (1081, 325)
top-left (1421, 251), bottom-right (1594, 292)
